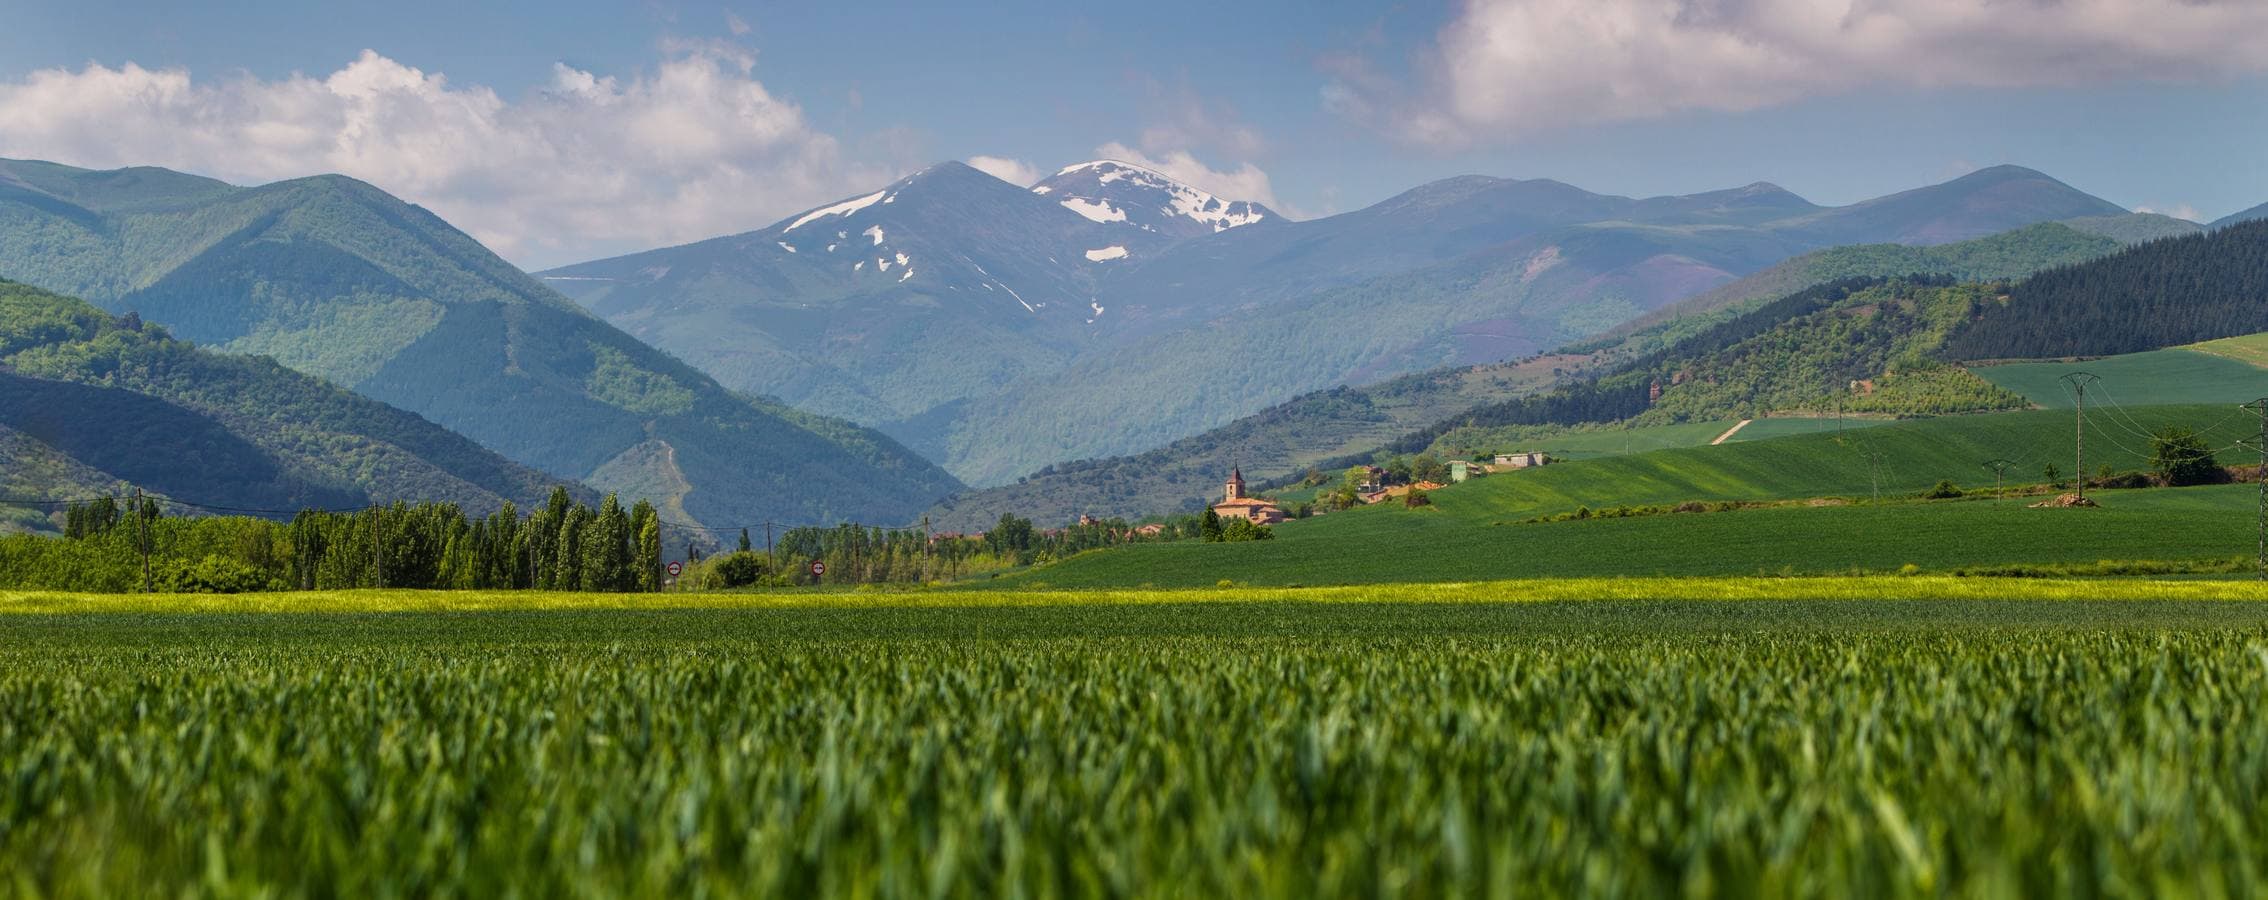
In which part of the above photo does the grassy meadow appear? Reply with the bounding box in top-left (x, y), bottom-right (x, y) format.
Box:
top-left (9, 583), bottom-right (2268, 896)
top-left (1972, 347), bottom-right (2268, 409)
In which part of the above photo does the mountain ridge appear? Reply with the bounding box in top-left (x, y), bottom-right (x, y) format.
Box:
top-left (552, 160), bottom-right (2129, 490)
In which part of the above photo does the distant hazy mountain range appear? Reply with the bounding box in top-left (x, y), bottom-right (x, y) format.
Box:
top-left (0, 158), bottom-right (961, 530)
top-left (546, 161), bottom-right (2137, 487)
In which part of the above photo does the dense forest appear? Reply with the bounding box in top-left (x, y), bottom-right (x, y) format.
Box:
top-left (1943, 220), bottom-right (2268, 360)
top-left (0, 489), bottom-right (660, 593)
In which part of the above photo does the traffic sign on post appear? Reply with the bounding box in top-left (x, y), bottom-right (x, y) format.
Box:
top-left (666, 561), bottom-right (683, 578)
top-left (810, 560), bottom-right (826, 578)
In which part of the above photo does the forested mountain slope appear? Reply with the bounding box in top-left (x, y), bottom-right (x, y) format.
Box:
top-left (0, 279), bottom-right (575, 531)
top-left (1588, 217), bottom-right (2190, 358)
top-left (1942, 220), bottom-right (2268, 361)
top-left (0, 158), bottom-right (962, 528)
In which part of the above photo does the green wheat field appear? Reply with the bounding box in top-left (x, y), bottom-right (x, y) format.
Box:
top-left (8, 580), bottom-right (2268, 897)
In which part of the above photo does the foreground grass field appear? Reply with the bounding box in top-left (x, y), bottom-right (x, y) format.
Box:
top-left (6, 583), bottom-right (2268, 897)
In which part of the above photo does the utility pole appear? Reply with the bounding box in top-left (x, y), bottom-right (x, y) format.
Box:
top-left (2245, 399), bottom-right (2268, 580)
top-left (1982, 458), bottom-right (2015, 502)
top-left (765, 522), bottom-right (775, 560)
top-left (134, 488), bottom-right (151, 593)
top-left (2060, 372), bottom-right (2100, 501)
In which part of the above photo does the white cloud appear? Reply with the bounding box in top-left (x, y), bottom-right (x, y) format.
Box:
top-left (1093, 142), bottom-right (1286, 215)
top-left (2136, 203), bottom-right (2205, 223)
top-left (966, 155), bottom-right (1043, 187)
top-left (1339, 0), bottom-right (2268, 146)
top-left (725, 12), bottom-right (751, 36)
top-left (0, 48), bottom-right (890, 268)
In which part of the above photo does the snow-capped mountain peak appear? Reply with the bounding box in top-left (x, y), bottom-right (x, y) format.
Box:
top-left (1033, 160), bottom-right (1276, 240)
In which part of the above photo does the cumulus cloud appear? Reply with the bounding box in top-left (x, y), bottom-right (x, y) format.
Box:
top-left (966, 155), bottom-right (1043, 187)
top-left (1087, 78), bottom-right (1300, 216)
top-left (1336, 0), bottom-right (2268, 146)
top-left (2135, 203), bottom-right (2205, 223)
top-left (1094, 142), bottom-right (1285, 214)
top-left (0, 47), bottom-right (889, 267)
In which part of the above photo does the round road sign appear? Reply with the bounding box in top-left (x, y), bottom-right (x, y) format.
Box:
top-left (666, 561), bottom-right (683, 577)
top-left (810, 560), bottom-right (827, 577)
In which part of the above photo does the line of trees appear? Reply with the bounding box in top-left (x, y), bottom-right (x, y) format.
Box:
top-left (676, 513), bottom-right (1193, 588)
top-left (3, 487), bottom-right (662, 593)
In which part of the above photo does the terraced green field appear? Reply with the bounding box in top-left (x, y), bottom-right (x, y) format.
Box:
top-left (8, 585), bottom-right (2268, 896)
top-left (1973, 349), bottom-right (2268, 409)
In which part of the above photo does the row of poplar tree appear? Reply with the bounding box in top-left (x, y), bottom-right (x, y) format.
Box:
top-left (285, 488), bottom-right (663, 591)
top-left (35, 487), bottom-right (663, 592)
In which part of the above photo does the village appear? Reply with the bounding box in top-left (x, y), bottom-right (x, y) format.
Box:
top-left (780, 448), bottom-right (1560, 589)
top-left (1203, 452), bottom-right (1553, 526)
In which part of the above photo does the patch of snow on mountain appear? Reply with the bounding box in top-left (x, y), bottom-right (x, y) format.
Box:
top-left (777, 241), bottom-right (797, 254)
top-left (1084, 246), bottom-right (1129, 262)
top-left (855, 261), bottom-right (865, 271)
top-left (1060, 198), bottom-right (1126, 224)
top-left (1088, 300), bottom-right (1106, 323)
top-left (784, 191), bottom-right (886, 233)
top-left (900, 268), bottom-right (915, 282)
top-left (877, 256), bottom-right (892, 272)
top-left (863, 225), bottom-right (886, 246)
top-left (996, 280), bottom-right (1036, 313)
top-left (895, 252), bottom-right (909, 268)
top-left (1031, 185), bottom-right (1052, 195)
top-left (1053, 160), bottom-right (1268, 233)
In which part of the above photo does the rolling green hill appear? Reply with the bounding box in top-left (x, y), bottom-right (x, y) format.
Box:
top-left (0, 279), bottom-right (576, 531)
top-left (1974, 348), bottom-right (2268, 409)
top-left (0, 158), bottom-right (962, 528)
top-left (1000, 406), bottom-right (2255, 588)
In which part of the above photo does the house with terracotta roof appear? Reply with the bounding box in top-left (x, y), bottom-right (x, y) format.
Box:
top-left (1210, 467), bottom-right (1286, 525)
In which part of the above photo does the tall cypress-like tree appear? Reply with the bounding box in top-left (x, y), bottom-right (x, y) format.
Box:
top-left (555, 505), bottom-right (589, 592)
top-left (632, 500), bottom-right (662, 592)
top-left (583, 493), bottom-right (629, 592)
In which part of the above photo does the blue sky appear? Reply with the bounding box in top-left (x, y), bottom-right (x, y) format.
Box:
top-left (3, 0), bottom-right (2264, 267)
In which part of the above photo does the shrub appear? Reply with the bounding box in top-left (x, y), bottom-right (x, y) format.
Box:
top-left (155, 555), bottom-right (276, 594)
top-left (2152, 427), bottom-right (2224, 486)
top-left (1218, 519), bottom-right (1274, 542)
top-left (1923, 480), bottom-right (1964, 499)
top-left (711, 552), bottom-right (766, 588)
